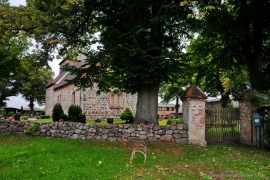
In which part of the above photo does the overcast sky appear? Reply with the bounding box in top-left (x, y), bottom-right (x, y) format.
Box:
top-left (5, 0), bottom-right (60, 109)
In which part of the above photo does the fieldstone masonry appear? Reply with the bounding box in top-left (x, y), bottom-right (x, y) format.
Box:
top-left (46, 84), bottom-right (137, 120)
top-left (0, 120), bottom-right (189, 144)
top-left (45, 56), bottom-right (137, 120)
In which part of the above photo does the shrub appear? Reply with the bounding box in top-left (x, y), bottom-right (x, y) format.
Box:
top-left (68, 104), bottom-right (84, 122)
top-left (22, 116), bottom-right (29, 120)
top-left (25, 124), bottom-right (38, 135)
top-left (60, 113), bottom-right (68, 121)
top-left (52, 103), bottom-right (64, 122)
top-left (40, 115), bottom-right (51, 119)
top-left (79, 113), bottom-right (86, 123)
top-left (166, 117), bottom-right (183, 125)
top-left (68, 105), bottom-right (82, 118)
top-left (120, 108), bottom-right (134, 123)
top-left (8, 112), bottom-right (14, 116)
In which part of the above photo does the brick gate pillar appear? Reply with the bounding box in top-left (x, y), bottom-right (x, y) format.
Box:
top-left (181, 84), bottom-right (207, 146)
top-left (238, 90), bottom-right (258, 146)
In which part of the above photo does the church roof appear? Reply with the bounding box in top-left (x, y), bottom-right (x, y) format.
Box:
top-left (46, 60), bottom-right (84, 90)
top-left (52, 72), bottom-right (76, 90)
top-left (45, 72), bottom-right (66, 89)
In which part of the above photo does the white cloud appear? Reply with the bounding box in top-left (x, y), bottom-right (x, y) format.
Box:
top-left (9, 0), bottom-right (26, 6)
top-left (49, 59), bottom-right (60, 78)
top-left (6, 95), bottom-right (44, 109)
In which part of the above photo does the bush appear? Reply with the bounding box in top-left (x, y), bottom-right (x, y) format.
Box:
top-left (22, 116), bottom-right (29, 120)
top-left (40, 115), bottom-right (51, 119)
top-left (166, 117), bottom-right (183, 125)
top-left (60, 113), bottom-right (68, 121)
top-left (120, 108), bottom-right (134, 123)
top-left (8, 112), bottom-right (14, 116)
top-left (52, 103), bottom-right (64, 122)
top-left (68, 105), bottom-right (84, 122)
top-left (79, 113), bottom-right (86, 123)
top-left (68, 105), bottom-right (82, 118)
top-left (25, 124), bottom-right (38, 135)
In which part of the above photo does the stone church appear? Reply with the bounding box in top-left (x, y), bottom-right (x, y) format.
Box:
top-left (45, 55), bottom-right (137, 120)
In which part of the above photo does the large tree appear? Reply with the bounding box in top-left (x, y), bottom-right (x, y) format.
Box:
top-left (185, 0), bottom-right (270, 92)
top-left (158, 59), bottom-right (192, 117)
top-left (187, 35), bottom-right (249, 106)
top-left (27, 0), bottom-right (196, 124)
top-left (18, 54), bottom-right (54, 112)
top-left (0, 1), bottom-right (54, 107)
top-left (0, 37), bottom-right (25, 107)
top-left (0, 1), bottom-right (31, 107)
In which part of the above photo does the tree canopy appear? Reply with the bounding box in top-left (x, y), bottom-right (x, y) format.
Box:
top-left (26, 0), bottom-right (196, 124)
top-left (18, 54), bottom-right (54, 112)
top-left (3, 0), bottom-right (270, 120)
top-left (185, 0), bottom-right (270, 94)
top-left (0, 1), bottom-right (54, 108)
top-left (0, 1), bottom-right (30, 106)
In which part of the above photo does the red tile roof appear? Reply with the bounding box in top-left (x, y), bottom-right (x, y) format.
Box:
top-left (181, 84), bottom-right (207, 100)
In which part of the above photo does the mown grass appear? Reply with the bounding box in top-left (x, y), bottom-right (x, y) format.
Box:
top-left (1, 134), bottom-right (270, 180)
top-left (34, 118), bottom-right (168, 125)
top-left (206, 119), bottom-right (240, 135)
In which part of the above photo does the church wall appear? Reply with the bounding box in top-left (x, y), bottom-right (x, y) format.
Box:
top-left (45, 84), bottom-right (77, 116)
top-left (45, 84), bottom-right (137, 120)
top-left (81, 85), bottom-right (137, 120)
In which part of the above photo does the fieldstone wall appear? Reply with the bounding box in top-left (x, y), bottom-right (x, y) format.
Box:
top-left (45, 84), bottom-right (137, 120)
top-left (0, 120), bottom-right (188, 144)
top-left (81, 86), bottom-right (137, 120)
top-left (46, 84), bottom-right (77, 116)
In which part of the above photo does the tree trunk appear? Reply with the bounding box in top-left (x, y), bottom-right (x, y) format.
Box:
top-left (29, 96), bottom-right (34, 112)
top-left (175, 96), bottom-right (179, 118)
top-left (134, 83), bottom-right (159, 125)
top-left (240, 0), bottom-right (263, 91)
top-left (221, 92), bottom-right (230, 108)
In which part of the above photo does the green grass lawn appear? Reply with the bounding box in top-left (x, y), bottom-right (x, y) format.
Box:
top-left (0, 134), bottom-right (270, 180)
top-left (34, 118), bottom-right (168, 125)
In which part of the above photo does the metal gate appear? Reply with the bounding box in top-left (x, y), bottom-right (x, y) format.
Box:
top-left (205, 108), bottom-right (240, 144)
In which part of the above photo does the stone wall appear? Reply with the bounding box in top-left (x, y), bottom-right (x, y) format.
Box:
top-left (46, 84), bottom-right (77, 116)
top-left (81, 86), bottom-right (137, 120)
top-left (45, 84), bottom-right (137, 120)
top-left (0, 120), bottom-right (188, 144)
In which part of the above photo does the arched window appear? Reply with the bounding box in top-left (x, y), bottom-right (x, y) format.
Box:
top-left (57, 94), bottom-right (61, 103)
top-left (110, 92), bottom-right (123, 109)
top-left (72, 91), bottom-right (75, 104)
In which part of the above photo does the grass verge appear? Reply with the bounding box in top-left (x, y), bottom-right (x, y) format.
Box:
top-left (0, 134), bottom-right (270, 179)
top-left (34, 118), bottom-right (168, 125)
